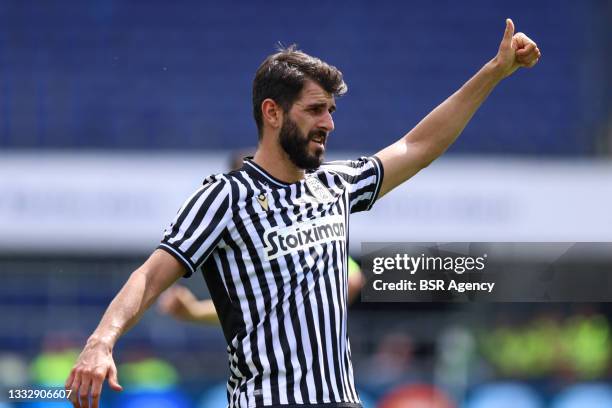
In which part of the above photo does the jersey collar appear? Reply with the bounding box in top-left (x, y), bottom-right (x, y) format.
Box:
top-left (242, 157), bottom-right (291, 188)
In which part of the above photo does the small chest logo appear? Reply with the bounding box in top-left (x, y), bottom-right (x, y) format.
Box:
top-left (256, 192), bottom-right (269, 211)
top-left (305, 176), bottom-right (334, 203)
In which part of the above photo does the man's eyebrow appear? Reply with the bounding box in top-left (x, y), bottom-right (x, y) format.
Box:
top-left (307, 102), bottom-right (336, 112)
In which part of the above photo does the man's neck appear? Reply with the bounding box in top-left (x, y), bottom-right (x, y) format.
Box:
top-left (252, 141), bottom-right (305, 184)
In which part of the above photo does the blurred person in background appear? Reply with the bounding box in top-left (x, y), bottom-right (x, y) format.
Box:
top-left (66, 19), bottom-right (540, 408)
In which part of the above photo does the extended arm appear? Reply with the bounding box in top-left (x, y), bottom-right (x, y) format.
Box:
top-left (158, 285), bottom-right (220, 324)
top-left (65, 249), bottom-right (185, 408)
top-left (376, 19), bottom-right (540, 197)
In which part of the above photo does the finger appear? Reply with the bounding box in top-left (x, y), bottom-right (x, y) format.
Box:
top-left (516, 41), bottom-right (539, 58)
top-left (516, 32), bottom-right (535, 45)
top-left (526, 57), bottom-right (540, 68)
top-left (65, 368), bottom-right (76, 390)
top-left (518, 54), bottom-right (539, 68)
top-left (516, 42), bottom-right (535, 56)
top-left (79, 375), bottom-right (92, 408)
top-left (517, 49), bottom-right (540, 66)
top-left (90, 370), bottom-right (105, 408)
top-left (515, 33), bottom-right (538, 51)
top-left (108, 364), bottom-right (123, 392)
top-left (503, 18), bottom-right (515, 46)
top-left (68, 372), bottom-right (81, 407)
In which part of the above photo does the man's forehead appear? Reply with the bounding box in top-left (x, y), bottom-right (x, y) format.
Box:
top-left (296, 80), bottom-right (335, 105)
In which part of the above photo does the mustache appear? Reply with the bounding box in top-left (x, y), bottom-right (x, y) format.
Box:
top-left (308, 130), bottom-right (328, 140)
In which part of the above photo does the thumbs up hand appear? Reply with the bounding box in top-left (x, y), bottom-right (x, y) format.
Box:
top-left (494, 18), bottom-right (541, 78)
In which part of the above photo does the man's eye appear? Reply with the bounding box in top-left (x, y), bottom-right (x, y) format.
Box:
top-left (308, 106), bottom-right (334, 115)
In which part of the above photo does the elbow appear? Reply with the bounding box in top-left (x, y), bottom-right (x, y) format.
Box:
top-left (416, 142), bottom-right (446, 170)
top-left (412, 144), bottom-right (438, 170)
top-left (403, 139), bottom-right (439, 170)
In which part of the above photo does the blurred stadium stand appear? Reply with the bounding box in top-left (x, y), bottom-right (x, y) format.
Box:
top-left (0, 0), bottom-right (609, 154)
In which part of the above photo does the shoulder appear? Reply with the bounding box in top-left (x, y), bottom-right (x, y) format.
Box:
top-left (192, 173), bottom-right (234, 206)
top-left (201, 172), bottom-right (230, 191)
top-left (202, 169), bottom-right (256, 207)
top-left (316, 156), bottom-right (382, 179)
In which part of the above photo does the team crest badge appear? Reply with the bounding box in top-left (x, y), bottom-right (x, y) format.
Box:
top-left (305, 176), bottom-right (334, 203)
top-left (257, 192), bottom-right (269, 211)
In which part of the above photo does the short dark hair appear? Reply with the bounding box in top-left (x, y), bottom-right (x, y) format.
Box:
top-left (252, 45), bottom-right (347, 138)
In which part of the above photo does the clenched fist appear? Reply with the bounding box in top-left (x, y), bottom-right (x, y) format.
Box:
top-left (494, 18), bottom-right (541, 78)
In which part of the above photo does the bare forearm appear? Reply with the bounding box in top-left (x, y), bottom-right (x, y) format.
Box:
top-left (88, 269), bottom-right (154, 347)
top-left (88, 251), bottom-right (184, 346)
top-left (188, 300), bottom-right (220, 324)
top-left (405, 59), bottom-right (504, 166)
top-left (67, 250), bottom-right (184, 407)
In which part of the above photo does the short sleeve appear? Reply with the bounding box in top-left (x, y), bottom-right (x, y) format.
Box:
top-left (320, 156), bottom-right (384, 213)
top-left (158, 176), bottom-right (232, 277)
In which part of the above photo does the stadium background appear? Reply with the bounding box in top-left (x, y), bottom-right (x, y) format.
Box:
top-left (0, 0), bottom-right (611, 407)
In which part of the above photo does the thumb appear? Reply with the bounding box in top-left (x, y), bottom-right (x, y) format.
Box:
top-left (108, 365), bottom-right (123, 392)
top-left (502, 18), bottom-right (515, 46)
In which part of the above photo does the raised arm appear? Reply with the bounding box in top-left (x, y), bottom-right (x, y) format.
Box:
top-left (65, 249), bottom-right (185, 408)
top-left (376, 18), bottom-right (540, 197)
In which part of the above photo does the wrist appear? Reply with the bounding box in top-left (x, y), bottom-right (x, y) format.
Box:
top-left (87, 334), bottom-right (115, 351)
top-left (484, 57), bottom-right (507, 82)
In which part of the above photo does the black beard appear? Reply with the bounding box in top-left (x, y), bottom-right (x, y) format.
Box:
top-left (278, 117), bottom-right (325, 171)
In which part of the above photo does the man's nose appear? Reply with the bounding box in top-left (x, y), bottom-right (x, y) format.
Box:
top-left (319, 111), bottom-right (335, 133)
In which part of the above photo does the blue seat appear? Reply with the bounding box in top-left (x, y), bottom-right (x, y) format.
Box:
top-left (466, 382), bottom-right (543, 408)
top-left (552, 383), bottom-right (612, 408)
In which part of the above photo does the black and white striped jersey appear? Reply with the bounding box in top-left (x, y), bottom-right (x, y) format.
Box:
top-left (159, 156), bottom-right (384, 408)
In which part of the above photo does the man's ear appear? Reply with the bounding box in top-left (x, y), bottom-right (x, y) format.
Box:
top-left (261, 99), bottom-right (283, 130)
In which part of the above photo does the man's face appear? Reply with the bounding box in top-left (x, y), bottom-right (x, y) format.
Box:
top-left (279, 80), bottom-right (336, 170)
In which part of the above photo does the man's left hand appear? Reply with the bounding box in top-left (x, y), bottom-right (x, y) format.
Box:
top-left (494, 18), bottom-right (541, 78)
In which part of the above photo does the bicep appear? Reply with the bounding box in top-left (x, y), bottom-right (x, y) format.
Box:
top-left (375, 138), bottom-right (428, 198)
